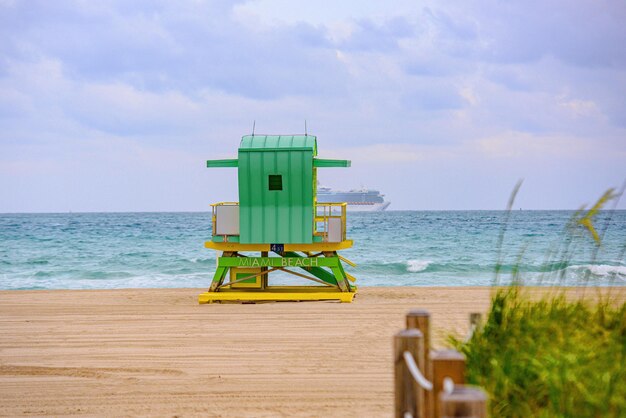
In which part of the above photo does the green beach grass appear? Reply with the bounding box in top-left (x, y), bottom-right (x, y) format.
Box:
top-left (453, 287), bottom-right (626, 417)
top-left (451, 185), bottom-right (626, 417)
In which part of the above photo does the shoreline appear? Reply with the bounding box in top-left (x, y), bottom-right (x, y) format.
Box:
top-left (1, 287), bottom-right (624, 416)
top-left (4, 283), bottom-right (625, 291)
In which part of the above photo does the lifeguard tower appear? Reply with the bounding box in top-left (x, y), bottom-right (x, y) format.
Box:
top-left (199, 134), bottom-right (357, 303)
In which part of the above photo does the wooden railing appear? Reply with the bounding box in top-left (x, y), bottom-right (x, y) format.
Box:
top-left (394, 310), bottom-right (488, 418)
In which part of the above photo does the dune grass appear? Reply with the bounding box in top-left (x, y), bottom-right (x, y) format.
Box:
top-left (451, 185), bottom-right (626, 417)
top-left (453, 287), bottom-right (626, 417)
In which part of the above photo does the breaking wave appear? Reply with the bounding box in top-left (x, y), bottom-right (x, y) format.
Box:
top-left (567, 264), bottom-right (626, 281)
top-left (406, 260), bottom-right (432, 272)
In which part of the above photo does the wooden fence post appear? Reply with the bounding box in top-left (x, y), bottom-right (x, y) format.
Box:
top-left (469, 313), bottom-right (482, 330)
top-left (440, 385), bottom-right (487, 418)
top-left (431, 350), bottom-right (465, 418)
top-left (394, 329), bottom-right (425, 418)
top-left (406, 309), bottom-right (432, 417)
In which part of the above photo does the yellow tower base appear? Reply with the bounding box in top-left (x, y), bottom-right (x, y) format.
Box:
top-left (200, 243), bottom-right (357, 304)
top-left (198, 286), bottom-right (356, 304)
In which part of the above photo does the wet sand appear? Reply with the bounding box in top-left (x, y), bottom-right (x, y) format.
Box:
top-left (0, 286), bottom-right (620, 417)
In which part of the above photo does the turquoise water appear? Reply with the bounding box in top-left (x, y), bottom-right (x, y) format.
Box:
top-left (1, 211), bottom-right (625, 290)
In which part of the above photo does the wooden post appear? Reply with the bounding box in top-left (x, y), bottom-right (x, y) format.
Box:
top-left (406, 309), bottom-right (430, 356)
top-left (431, 350), bottom-right (465, 418)
top-left (440, 385), bottom-right (487, 418)
top-left (406, 309), bottom-right (432, 417)
top-left (394, 329), bottom-right (425, 418)
top-left (469, 313), bottom-right (482, 330)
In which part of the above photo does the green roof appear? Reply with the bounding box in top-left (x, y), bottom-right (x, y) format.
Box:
top-left (239, 135), bottom-right (317, 155)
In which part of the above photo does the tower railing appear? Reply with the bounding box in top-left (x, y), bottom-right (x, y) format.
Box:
top-left (209, 201), bottom-right (347, 243)
top-left (315, 202), bottom-right (347, 243)
top-left (210, 202), bottom-right (239, 239)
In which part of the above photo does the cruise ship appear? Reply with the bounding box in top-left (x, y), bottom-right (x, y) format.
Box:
top-left (317, 186), bottom-right (391, 211)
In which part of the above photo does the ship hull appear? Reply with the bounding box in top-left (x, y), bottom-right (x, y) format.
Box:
top-left (345, 201), bottom-right (391, 212)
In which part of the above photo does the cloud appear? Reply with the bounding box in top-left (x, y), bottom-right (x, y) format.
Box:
top-left (0, 0), bottom-right (350, 100)
top-left (423, 7), bottom-right (478, 41)
top-left (1, 0), bottom-right (625, 211)
top-left (469, 0), bottom-right (626, 67)
top-left (326, 143), bottom-right (456, 163)
top-left (486, 68), bottom-right (533, 92)
top-left (328, 130), bottom-right (623, 165)
top-left (401, 82), bottom-right (467, 111)
top-left (337, 17), bottom-right (415, 52)
top-left (475, 131), bottom-right (595, 159)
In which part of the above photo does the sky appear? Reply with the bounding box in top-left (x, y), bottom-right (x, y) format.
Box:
top-left (0, 0), bottom-right (625, 212)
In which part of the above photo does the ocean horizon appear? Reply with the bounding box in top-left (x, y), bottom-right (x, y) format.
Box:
top-left (1, 210), bottom-right (625, 290)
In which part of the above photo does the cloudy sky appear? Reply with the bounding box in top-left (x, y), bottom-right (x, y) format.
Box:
top-left (1, 0), bottom-right (625, 212)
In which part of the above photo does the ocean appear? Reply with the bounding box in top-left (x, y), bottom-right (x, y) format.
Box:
top-left (1, 211), bottom-right (625, 290)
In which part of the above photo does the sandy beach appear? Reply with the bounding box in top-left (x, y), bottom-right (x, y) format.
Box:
top-left (0, 286), bottom-right (622, 417)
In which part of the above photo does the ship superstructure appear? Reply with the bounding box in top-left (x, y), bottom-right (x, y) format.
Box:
top-left (317, 186), bottom-right (390, 211)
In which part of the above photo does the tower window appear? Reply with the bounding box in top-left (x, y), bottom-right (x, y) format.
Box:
top-left (268, 175), bottom-right (283, 191)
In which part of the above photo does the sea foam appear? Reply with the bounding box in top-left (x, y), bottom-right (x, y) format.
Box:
top-left (406, 260), bottom-right (431, 272)
top-left (568, 264), bottom-right (626, 280)
top-left (2, 211), bottom-right (625, 289)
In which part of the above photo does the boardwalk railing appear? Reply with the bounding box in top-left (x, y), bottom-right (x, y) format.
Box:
top-left (394, 310), bottom-right (488, 418)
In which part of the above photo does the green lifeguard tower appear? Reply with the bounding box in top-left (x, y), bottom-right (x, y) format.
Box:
top-left (199, 134), bottom-right (357, 303)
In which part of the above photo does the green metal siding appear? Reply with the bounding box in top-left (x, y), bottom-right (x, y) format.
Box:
top-left (313, 158), bottom-right (351, 168)
top-left (238, 148), bottom-right (313, 244)
top-left (240, 135), bottom-right (317, 154)
top-left (205, 134), bottom-right (350, 245)
top-left (206, 159), bottom-right (238, 167)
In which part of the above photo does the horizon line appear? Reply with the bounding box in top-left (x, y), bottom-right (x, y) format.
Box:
top-left (2, 208), bottom-right (625, 215)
